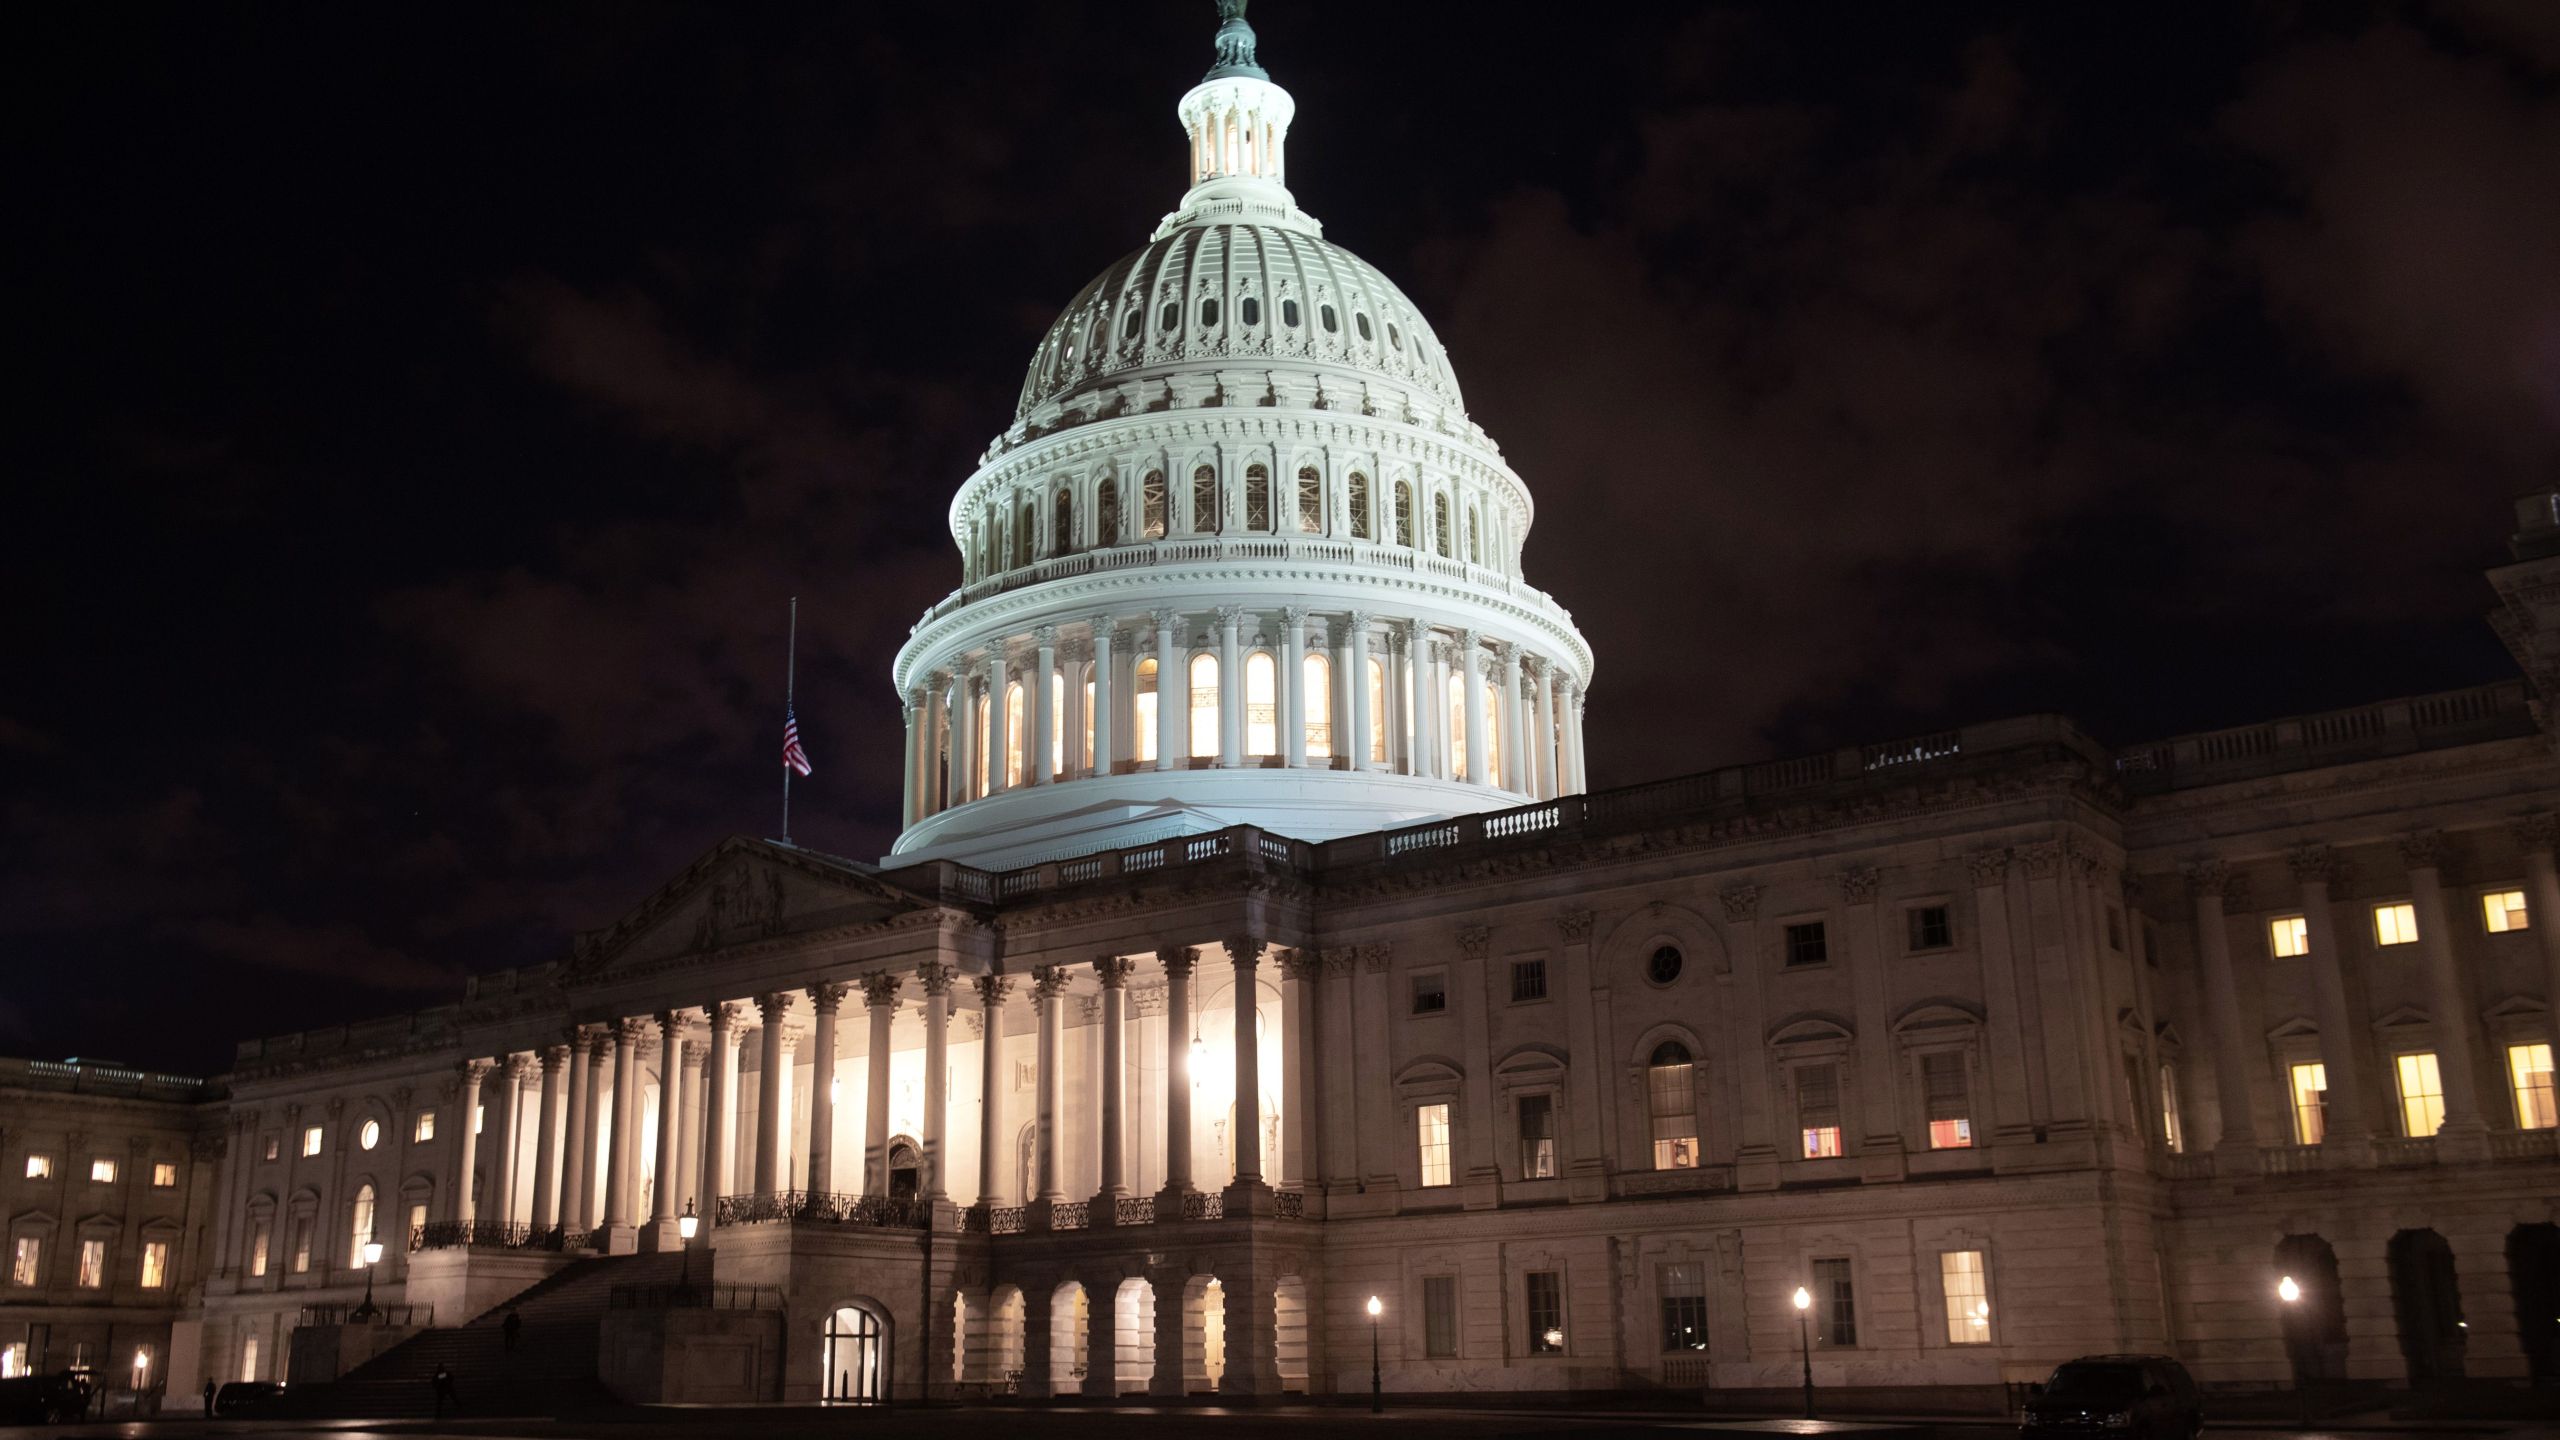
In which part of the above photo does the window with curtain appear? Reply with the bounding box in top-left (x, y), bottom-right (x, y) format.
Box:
top-left (1245, 463), bottom-right (1271, 531)
top-left (1940, 1251), bottom-right (1989, 1344)
top-left (2511, 1042), bottom-right (2557, 1129)
top-left (1191, 465), bottom-right (1218, 533)
top-left (2290, 1061), bottom-right (2329, 1143)
top-left (1394, 479), bottom-right (1413, 546)
top-left (1296, 466), bottom-right (1321, 532)
top-left (1188, 653), bottom-right (1219, 759)
top-left (1647, 1042), bottom-right (1698, 1169)
top-left (1097, 479), bottom-right (1120, 546)
top-left (1142, 470), bottom-right (1167, 538)
top-left (1004, 682), bottom-right (1025, 787)
top-left (1134, 657), bottom-right (1159, 762)
top-left (1245, 652), bottom-right (1278, 755)
top-left (1798, 1064), bottom-right (1843, 1158)
top-left (1302, 653), bottom-right (1332, 757)
top-left (140, 1239), bottom-right (170, 1289)
top-left (1350, 470), bottom-right (1372, 539)
top-left (2395, 1052), bottom-right (2445, 1136)
top-left (1417, 1103), bottom-right (1452, 1187)
top-left (1921, 1051), bottom-right (1972, 1149)
top-left (349, 1183), bottom-right (375, 1261)
top-left (1517, 1093), bottom-right (1556, 1179)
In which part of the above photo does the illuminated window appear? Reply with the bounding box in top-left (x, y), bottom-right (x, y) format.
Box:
top-left (2289, 1062), bottom-right (2328, 1144)
top-left (140, 1239), bottom-right (169, 1289)
top-left (1922, 1051), bottom-right (1972, 1149)
top-left (89, 1158), bottom-right (117, 1184)
top-left (1525, 1270), bottom-right (1564, 1353)
top-left (2510, 1042), bottom-right (2556, 1129)
top-left (1244, 462), bottom-right (1271, 531)
top-left (2373, 902), bottom-right (2419, 946)
top-left (1482, 680), bottom-right (1503, 784)
top-left (77, 1239), bottom-right (105, 1289)
top-left (406, 1203), bottom-right (427, 1248)
top-left (1004, 681), bottom-right (1025, 787)
top-left (290, 1216), bottom-right (313, 1274)
top-left (1188, 653), bottom-right (1219, 760)
top-left (1647, 1042), bottom-right (1699, 1169)
top-left (1348, 470), bottom-right (1371, 539)
top-left (973, 692), bottom-right (989, 793)
top-left (262, 1134), bottom-right (279, 1162)
top-left (152, 1163), bottom-right (177, 1188)
top-left (249, 1222), bottom-right (269, 1277)
top-left (414, 1111), bottom-right (435, 1144)
top-left (2483, 889), bottom-right (2529, 933)
top-left (1097, 478), bottom-right (1120, 547)
top-left (1393, 478), bottom-right (1413, 547)
top-left (1424, 1275), bottom-right (1459, 1357)
top-left (1517, 1093), bottom-right (1556, 1179)
top-left (1813, 1258), bottom-right (1857, 1345)
top-left (2159, 1064), bottom-right (2184, 1154)
top-left (359, 1119), bottom-right (380, 1152)
top-left (1301, 652), bottom-right (1332, 758)
top-left (1369, 657), bottom-right (1388, 763)
top-left (23, 1155), bottom-right (50, 1180)
top-left (0, 1342), bottom-right (25, 1378)
top-left (1798, 1064), bottom-right (1843, 1158)
top-left (1142, 469), bottom-right (1167, 538)
top-left (302, 1125), bottom-right (323, 1158)
top-left (350, 1183), bottom-right (376, 1263)
top-left (2270, 914), bottom-right (2309, 958)
top-left (239, 1335), bottom-right (258, 1383)
top-left (2395, 1052), bottom-right (2446, 1137)
top-left (1245, 652), bottom-right (1278, 756)
top-left (1296, 465), bottom-right (1320, 532)
top-left (1134, 657), bottom-right (1160, 763)
top-left (1941, 1251), bottom-right (1990, 1344)
top-left (1190, 464), bottom-right (1218, 534)
top-left (10, 1238), bottom-right (39, 1287)
top-left (1050, 670), bottom-right (1066, 775)
top-left (1659, 1263), bottom-right (1708, 1352)
top-left (1446, 671), bottom-right (1466, 778)
top-left (1417, 1103), bottom-right (1452, 1187)
top-left (1082, 674), bottom-right (1095, 772)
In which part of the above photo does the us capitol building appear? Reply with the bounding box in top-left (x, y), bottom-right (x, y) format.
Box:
top-left (6, 3), bottom-right (2557, 1413)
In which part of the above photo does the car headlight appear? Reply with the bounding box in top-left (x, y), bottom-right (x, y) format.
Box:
top-left (2101, 1412), bottom-right (2133, 1427)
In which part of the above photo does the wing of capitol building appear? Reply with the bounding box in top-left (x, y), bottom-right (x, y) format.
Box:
top-left (10, 3), bottom-right (2560, 1417)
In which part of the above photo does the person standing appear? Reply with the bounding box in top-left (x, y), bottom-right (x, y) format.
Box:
top-left (502, 1308), bottom-right (522, 1353)
top-left (203, 1378), bottom-right (218, 1417)
top-left (432, 1364), bottom-right (456, 1419)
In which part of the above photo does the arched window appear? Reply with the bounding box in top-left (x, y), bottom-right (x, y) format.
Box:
top-left (1320, 303), bottom-right (1338, 334)
top-left (1484, 679), bottom-right (1504, 785)
top-left (1240, 296), bottom-right (1261, 327)
top-left (1015, 501), bottom-right (1035, 567)
top-left (1447, 672), bottom-right (1467, 780)
top-left (1466, 506), bottom-right (1481, 566)
top-left (1005, 681), bottom-right (1026, 788)
top-left (1349, 471), bottom-right (1372, 540)
top-left (1142, 470), bottom-right (1167, 539)
top-left (1050, 670), bottom-right (1066, 776)
top-left (1369, 657), bottom-right (1389, 763)
top-left (823, 1303), bottom-right (886, 1402)
top-left (1123, 306), bottom-right (1143, 341)
top-left (349, 1183), bottom-right (376, 1260)
top-left (1648, 1042), bottom-right (1700, 1170)
top-left (1096, 478), bottom-right (1120, 547)
top-left (1054, 489), bottom-right (1075, 555)
top-left (1302, 653), bottom-right (1332, 758)
top-left (1191, 465), bottom-right (1218, 534)
top-left (1245, 652), bottom-right (1278, 756)
top-left (1245, 464), bottom-right (1271, 531)
top-left (1295, 466), bottom-right (1321, 532)
top-left (1433, 493), bottom-right (1452, 558)
top-left (1281, 297), bottom-right (1301, 328)
top-left (1134, 657), bottom-right (1160, 764)
top-left (1393, 479), bottom-right (1413, 547)
top-left (1188, 653), bottom-right (1219, 760)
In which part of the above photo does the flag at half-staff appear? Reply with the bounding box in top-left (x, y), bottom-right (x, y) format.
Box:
top-left (782, 704), bottom-right (812, 777)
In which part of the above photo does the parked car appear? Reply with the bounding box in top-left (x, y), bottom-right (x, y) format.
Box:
top-left (2021, 1355), bottom-right (2202, 1440)
top-left (0, 1370), bottom-right (96, 1424)
top-left (213, 1380), bottom-right (287, 1418)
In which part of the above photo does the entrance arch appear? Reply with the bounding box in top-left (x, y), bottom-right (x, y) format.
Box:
top-left (1050, 1281), bottom-right (1090, 1394)
top-left (2507, 1223), bottom-right (2560, 1385)
top-left (1182, 1274), bottom-right (1227, 1392)
top-left (2274, 1234), bottom-right (2348, 1381)
top-left (1113, 1277), bottom-right (1157, 1394)
top-left (887, 1138), bottom-right (921, 1204)
top-left (823, 1301), bottom-right (890, 1403)
top-left (2387, 1228), bottom-right (2467, 1383)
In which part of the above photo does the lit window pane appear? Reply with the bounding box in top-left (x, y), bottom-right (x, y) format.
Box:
top-left (2289, 1062), bottom-right (2328, 1144)
top-left (23, 1155), bottom-right (49, 1180)
top-left (1940, 1250), bottom-right (1990, 1344)
top-left (1647, 1046), bottom-right (1698, 1169)
top-left (2373, 903), bottom-right (2419, 946)
top-left (1417, 1103), bottom-right (1452, 1188)
top-left (1797, 1064), bottom-right (1842, 1159)
top-left (302, 1125), bottom-right (324, 1157)
top-left (89, 1158), bottom-right (117, 1183)
top-left (2395, 1052), bottom-right (2445, 1137)
top-left (1301, 653), bottom-right (1332, 758)
top-left (2509, 1042), bottom-right (2556, 1130)
top-left (1134, 657), bottom-right (1159, 763)
top-left (10, 1238), bottom-right (39, 1287)
top-left (1189, 654), bottom-right (1219, 759)
top-left (1922, 1052), bottom-right (1972, 1150)
top-left (2269, 915), bottom-right (2309, 958)
top-left (415, 1111), bottom-right (435, 1144)
top-left (1245, 652), bottom-right (1277, 756)
top-left (152, 1163), bottom-right (176, 1188)
top-left (77, 1239), bottom-right (105, 1289)
top-left (2483, 890), bottom-right (2529, 933)
top-left (140, 1240), bottom-right (169, 1289)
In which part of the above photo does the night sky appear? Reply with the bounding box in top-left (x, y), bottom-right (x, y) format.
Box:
top-left (12, 2), bottom-right (2558, 1074)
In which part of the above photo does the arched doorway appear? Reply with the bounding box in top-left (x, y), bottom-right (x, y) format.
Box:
top-left (2274, 1235), bottom-right (2348, 1381)
top-left (1113, 1277), bottom-right (1157, 1394)
top-left (1182, 1274), bottom-right (1227, 1392)
top-left (2387, 1229), bottom-right (2467, 1383)
top-left (823, 1302), bottom-right (890, 1403)
top-left (1050, 1281), bottom-right (1089, 1395)
top-left (888, 1138), bottom-right (921, 1205)
top-left (987, 1286), bottom-right (1027, 1391)
top-left (1275, 1275), bottom-right (1309, 1392)
top-left (2508, 1223), bottom-right (2560, 1385)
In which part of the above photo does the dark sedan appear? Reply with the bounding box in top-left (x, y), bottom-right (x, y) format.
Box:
top-left (2021, 1355), bottom-right (2203, 1440)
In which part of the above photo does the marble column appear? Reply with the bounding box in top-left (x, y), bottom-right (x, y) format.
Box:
top-left (702, 1004), bottom-right (738, 1208)
top-left (487, 1055), bottom-right (526, 1229)
top-left (900, 688), bottom-right (922, 825)
top-left (1088, 616), bottom-right (1115, 778)
top-left (678, 1039), bottom-right (706, 1218)
top-left (1459, 631), bottom-right (1486, 785)
top-left (2288, 845), bottom-right (2371, 1160)
top-left (952, 671), bottom-right (979, 803)
top-left (2186, 863), bottom-right (2261, 1167)
top-left (1216, 605), bottom-right (1245, 767)
top-left (1032, 624), bottom-right (1058, 785)
top-left (803, 984), bottom-right (845, 1198)
top-left (598, 1023), bottom-right (636, 1237)
top-left (1348, 611), bottom-right (1375, 771)
top-left (1280, 607), bottom-right (1307, 768)
top-left (983, 650), bottom-right (1010, 796)
top-left (975, 975), bottom-right (1014, 1207)
top-left (1406, 621), bottom-right (1434, 778)
top-left (2403, 832), bottom-right (2487, 1153)
top-left (579, 1032), bottom-right (612, 1228)
top-left (922, 672), bottom-right (949, 816)
top-left (1227, 936), bottom-right (1265, 1191)
top-left (646, 1011), bottom-right (685, 1245)
top-left (452, 1061), bottom-right (488, 1224)
top-left (1152, 608), bottom-right (1180, 770)
top-left (1093, 956), bottom-right (1134, 1206)
top-left (1495, 642), bottom-right (1523, 792)
top-left (1031, 965), bottom-right (1069, 1206)
top-left (920, 961), bottom-right (956, 1202)
top-left (861, 974), bottom-right (900, 1196)
top-left (754, 993), bottom-right (794, 1196)
top-left (1530, 657), bottom-right (1556, 799)
top-left (559, 1029), bottom-right (593, 1234)
top-left (1159, 946), bottom-right (1197, 1198)
top-left (530, 1044), bottom-right (568, 1233)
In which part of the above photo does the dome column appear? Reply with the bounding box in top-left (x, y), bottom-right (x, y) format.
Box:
top-left (900, 688), bottom-right (923, 826)
top-left (1495, 642), bottom-right (1523, 793)
top-left (1459, 631), bottom-right (1487, 785)
top-left (1217, 605), bottom-right (1246, 767)
top-left (1153, 609), bottom-right (1181, 771)
top-left (951, 671), bottom-right (978, 804)
top-left (1032, 626), bottom-right (1058, 785)
top-left (1088, 616), bottom-right (1116, 778)
top-left (1280, 607), bottom-right (1306, 768)
top-left (1531, 658), bottom-right (1557, 800)
top-left (983, 650), bottom-right (1011, 796)
top-left (1348, 611), bottom-right (1376, 771)
top-left (922, 672), bottom-right (950, 816)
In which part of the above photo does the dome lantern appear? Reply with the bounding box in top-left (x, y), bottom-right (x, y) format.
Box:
top-left (1162, 2), bottom-right (1315, 239)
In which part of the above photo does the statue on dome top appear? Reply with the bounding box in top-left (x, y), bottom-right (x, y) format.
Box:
top-left (1207, 0), bottom-right (1269, 81)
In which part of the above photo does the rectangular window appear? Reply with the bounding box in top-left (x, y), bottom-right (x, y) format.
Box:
top-left (249, 1223), bottom-right (270, 1278)
top-left (1813, 1257), bottom-right (1857, 1346)
top-left (1659, 1262), bottom-right (1708, 1352)
top-left (1941, 1250), bottom-right (1990, 1344)
top-left (2396, 1052), bottom-right (2446, 1137)
top-left (240, 1336), bottom-right (259, 1384)
top-left (2511, 1042), bottom-right (2557, 1130)
top-left (301, 1126), bottom-right (324, 1158)
top-left (1417, 1103), bottom-right (1452, 1188)
top-left (1410, 972), bottom-right (1447, 1015)
top-left (2483, 889), bottom-right (2530, 933)
top-left (2289, 1061), bottom-right (2329, 1145)
top-left (1921, 1051), bottom-right (1972, 1149)
top-left (1525, 1271), bottom-right (1565, 1354)
top-left (1784, 921), bottom-right (1829, 967)
top-left (407, 1203), bottom-right (428, 1247)
top-left (23, 1154), bottom-right (49, 1180)
top-left (2373, 902), bottom-right (2419, 946)
top-left (151, 1162), bottom-right (177, 1188)
top-left (290, 1216), bottom-right (313, 1275)
top-left (77, 1239), bottom-right (105, 1289)
top-left (1907, 905), bottom-right (1953, 951)
top-left (1510, 958), bottom-right (1547, 1002)
top-left (2159, 1064), bottom-right (2185, 1154)
top-left (2269, 914), bottom-right (2309, 958)
top-left (140, 1239), bottom-right (169, 1289)
top-left (1798, 1064), bottom-right (1843, 1158)
top-left (0, 1342), bottom-right (24, 1379)
top-left (88, 1157), bottom-right (117, 1184)
top-left (1517, 1093), bottom-right (1557, 1179)
top-left (10, 1237), bottom-right (38, 1287)
top-left (1648, 1053), bottom-right (1699, 1169)
top-left (413, 1111), bottom-right (436, 1144)
top-left (1423, 1275), bottom-right (1459, 1358)
top-left (261, 1134), bottom-right (279, 1162)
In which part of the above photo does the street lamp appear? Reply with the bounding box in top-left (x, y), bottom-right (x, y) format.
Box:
top-left (351, 1240), bottom-right (386, 1322)
top-left (1366, 1295), bottom-right (1383, 1413)
top-left (678, 1198), bottom-right (700, 1292)
top-left (2277, 1275), bottom-right (2308, 1429)
top-left (1793, 1285), bottom-right (1816, 1420)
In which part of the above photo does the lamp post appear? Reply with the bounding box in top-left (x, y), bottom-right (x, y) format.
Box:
top-left (678, 1198), bottom-right (700, 1293)
top-left (2278, 1274), bottom-right (2307, 1429)
top-left (1366, 1294), bottom-right (1383, 1413)
top-left (1793, 1284), bottom-right (1816, 1420)
top-left (351, 1240), bottom-right (386, 1322)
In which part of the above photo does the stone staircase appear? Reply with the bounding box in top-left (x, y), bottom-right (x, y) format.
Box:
top-left (287, 1250), bottom-right (688, 1418)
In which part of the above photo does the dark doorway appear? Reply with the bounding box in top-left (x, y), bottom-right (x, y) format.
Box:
top-left (888, 1139), bottom-right (920, 1205)
top-left (2275, 1234), bottom-right (2349, 1381)
top-left (2387, 1228), bottom-right (2467, 1383)
top-left (2509, 1223), bottom-right (2560, 1386)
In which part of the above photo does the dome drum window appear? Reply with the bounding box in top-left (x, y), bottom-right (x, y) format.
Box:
top-left (1161, 302), bottom-right (1180, 332)
top-left (1320, 303), bottom-right (1338, 334)
top-left (1388, 321), bottom-right (1402, 350)
top-left (1281, 298), bottom-right (1300, 328)
top-left (1122, 308), bottom-right (1143, 340)
top-left (1240, 296), bottom-right (1261, 327)
top-left (1199, 297), bottom-right (1220, 328)
top-left (1355, 312), bottom-right (1373, 343)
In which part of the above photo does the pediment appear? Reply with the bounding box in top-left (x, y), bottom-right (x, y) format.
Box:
top-left (569, 837), bottom-right (930, 977)
top-left (2483, 993), bottom-right (2549, 1020)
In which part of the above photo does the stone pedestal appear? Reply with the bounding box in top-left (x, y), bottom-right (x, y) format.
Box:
top-left (597, 1222), bottom-right (640, 1256)
top-left (640, 1217), bottom-right (687, 1254)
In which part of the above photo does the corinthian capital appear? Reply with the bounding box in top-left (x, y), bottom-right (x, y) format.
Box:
top-left (2285, 844), bottom-right (2343, 888)
top-left (1029, 964), bottom-right (1072, 1002)
top-left (1224, 935), bottom-right (1267, 968)
top-left (1157, 944), bottom-right (1199, 978)
top-left (973, 973), bottom-right (1013, 1009)
top-left (2397, 831), bottom-right (2446, 871)
top-left (917, 960), bottom-right (958, 997)
top-left (1092, 955), bottom-right (1137, 989)
top-left (860, 973), bottom-right (903, 1010)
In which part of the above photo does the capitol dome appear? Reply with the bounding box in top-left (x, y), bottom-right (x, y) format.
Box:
top-left (886, 1), bottom-right (1594, 870)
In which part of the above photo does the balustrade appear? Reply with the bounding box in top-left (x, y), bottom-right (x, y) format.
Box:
top-left (713, 1192), bottom-right (927, 1229)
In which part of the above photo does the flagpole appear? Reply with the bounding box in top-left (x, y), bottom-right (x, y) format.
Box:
top-left (782, 596), bottom-right (797, 846)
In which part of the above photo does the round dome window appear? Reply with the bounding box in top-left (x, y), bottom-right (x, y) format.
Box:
top-left (1647, 945), bottom-right (1684, 986)
top-left (359, 1119), bottom-right (381, 1151)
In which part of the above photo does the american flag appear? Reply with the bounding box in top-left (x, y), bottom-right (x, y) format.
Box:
top-left (781, 704), bottom-right (812, 777)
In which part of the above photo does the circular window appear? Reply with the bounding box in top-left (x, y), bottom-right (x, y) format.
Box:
top-left (1647, 945), bottom-right (1684, 985)
top-left (359, 1119), bottom-right (380, 1151)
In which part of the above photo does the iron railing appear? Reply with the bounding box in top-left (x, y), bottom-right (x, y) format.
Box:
top-left (1273, 1189), bottom-right (1305, 1220)
top-left (1181, 1192), bottom-right (1223, 1221)
top-left (299, 1302), bottom-right (433, 1327)
top-left (1049, 1200), bottom-right (1089, 1230)
top-left (609, 1283), bottom-right (780, 1310)
top-left (410, 1220), bottom-right (532, 1251)
top-left (715, 1192), bottom-right (926, 1229)
top-left (1115, 1195), bottom-right (1155, 1225)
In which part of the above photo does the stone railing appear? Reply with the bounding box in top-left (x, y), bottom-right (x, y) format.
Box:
top-left (2374, 1137), bottom-right (2437, 1168)
top-left (0, 1056), bottom-right (209, 1099)
top-left (2261, 1144), bottom-right (2322, 1175)
top-left (2158, 1152), bottom-right (2216, 1181)
top-left (714, 1192), bottom-right (927, 1229)
top-left (609, 1283), bottom-right (780, 1310)
top-left (2488, 1128), bottom-right (2559, 1162)
top-left (2111, 681), bottom-right (2528, 793)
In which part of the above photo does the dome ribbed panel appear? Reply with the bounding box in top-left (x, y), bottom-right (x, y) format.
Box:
top-left (1014, 225), bottom-right (1464, 420)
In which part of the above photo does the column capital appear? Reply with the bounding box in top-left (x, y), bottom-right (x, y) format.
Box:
top-left (1030, 964), bottom-right (1073, 1002)
top-left (1093, 955), bottom-right (1137, 988)
top-left (1085, 613), bottom-right (1116, 639)
top-left (917, 959), bottom-right (959, 997)
top-left (1347, 608), bottom-right (1375, 631)
top-left (904, 686), bottom-right (925, 711)
top-left (926, 668), bottom-right (953, 691)
top-left (1278, 604), bottom-right (1307, 627)
top-left (585, 1028), bottom-right (616, 1060)
top-left (1455, 925), bottom-right (1491, 962)
top-left (2017, 842), bottom-right (2064, 880)
top-left (1967, 848), bottom-right (2011, 887)
top-left (1157, 944), bottom-right (1199, 978)
top-left (809, 981), bottom-right (851, 1015)
top-left (1059, 636), bottom-right (1092, 664)
top-left (1839, 866), bottom-right (1880, 904)
top-left (500, 1054), bottom-right (534, 1083)
top-left (2397, 830), bottom-right (2447, 871)
top-left (2512, 813), bottom-right (2559, 852)
top-left (682, 1040), bottom-right (708, 1066)
top-left (1149, 606), bottom-right (1181, 631)
top-left (459, 1059), bottom-right (493, 1085)
top-left (1360, 942), bottom-right (1394, 973)
top-left (1033, 623), bottom-right (1059, 648)
top-left (1554, 906), bottom-right (1594, 942)
top-left (1215, 603), bottom-right (1248, 629)
top-left (1720, 882), bottom-right (1762, 922)
top-left (1458, 627), bottom-right (1483, 656)
top-left (1492, 639), bottom-right (1518, 671)
top-left (2183, 859), bottom-right (2244, 906)
top-left (2286, 843), bottom-right (2344, 887)
top-left (755, 992), bottom-right (797, 1025)
top-left (562, 1022), bottom-right (595, 1049)
top-left (1280, 948), bottom-right (1323, 983)
top-left (539, 1043), bottom-right (572, 1069)
top-left (654, 1008), bottom-right (692, 1034)
top-left (860, 972), bottom-right (903, 1010)
top-left (705, 1001), bottom-right (742, 1031)
top-left (973, 973), bottom-right (1014, 1008)
top-left (1223, 935), bottom-right (1267, 968)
